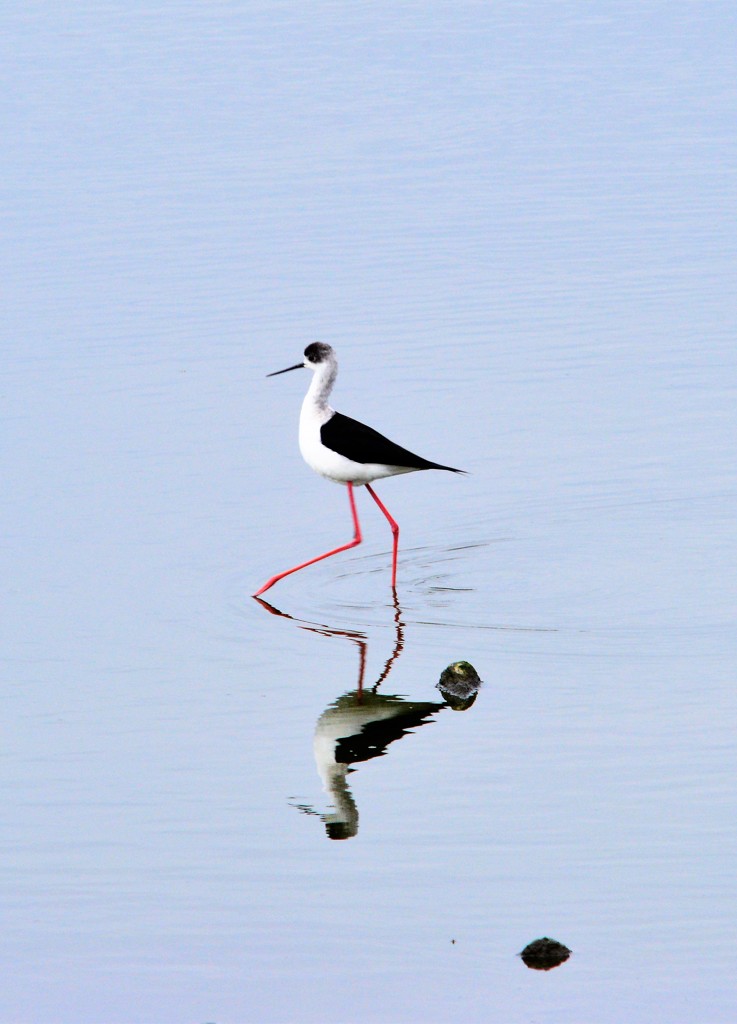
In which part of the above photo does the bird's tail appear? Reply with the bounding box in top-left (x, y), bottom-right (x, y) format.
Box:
top-left (429, 462), bottom-right (467, 474)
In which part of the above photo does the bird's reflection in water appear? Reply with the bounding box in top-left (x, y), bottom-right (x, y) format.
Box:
top-left (254, 594), bottom-right (482, 840)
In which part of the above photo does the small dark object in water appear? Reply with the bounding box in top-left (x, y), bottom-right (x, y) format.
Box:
top-left (437, 661), bottom-right (482, 710)
top-left (519, 937), bottom-right (571, 971)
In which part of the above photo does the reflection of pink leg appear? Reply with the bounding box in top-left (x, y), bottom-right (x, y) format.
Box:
top-left (253, 483), bottom-right (362, 597)
top-left (365, 483), bottom-right (399, 590)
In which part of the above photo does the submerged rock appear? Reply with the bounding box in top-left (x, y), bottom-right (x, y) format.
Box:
top-left (519, 937), bottom-right (571, 970)
top-left (437, 660), bottom-right (482, 710)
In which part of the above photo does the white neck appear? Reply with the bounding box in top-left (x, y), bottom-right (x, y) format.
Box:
top-left (304, 357), bottom-right (337, 412)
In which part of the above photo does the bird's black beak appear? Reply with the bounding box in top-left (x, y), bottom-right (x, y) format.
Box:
top-left (267, 362), bottom-right (304, 378)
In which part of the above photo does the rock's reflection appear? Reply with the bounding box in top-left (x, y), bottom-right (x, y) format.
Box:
top-left (254, 595), bottom-right (482, 840)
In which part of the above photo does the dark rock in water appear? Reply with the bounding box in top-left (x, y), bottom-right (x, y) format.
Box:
top-left (437, 661), bottom-right (482, 710)
top-left (519, 937), bottom-right (571, 970)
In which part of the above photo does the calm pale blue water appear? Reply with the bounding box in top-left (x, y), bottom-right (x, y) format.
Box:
top-left (3, 3), bottom-right (737, 1022)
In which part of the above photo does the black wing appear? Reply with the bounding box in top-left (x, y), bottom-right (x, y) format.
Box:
top-left (334, 702), bottom-right (444, 765)
top-left (321, 411), bottom-right (463, 472)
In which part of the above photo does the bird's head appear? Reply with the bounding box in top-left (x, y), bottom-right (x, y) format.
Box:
top-left (267, 342), bottom-right (336, 377)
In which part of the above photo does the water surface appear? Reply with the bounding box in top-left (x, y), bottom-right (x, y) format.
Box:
top-left (3, 3), bottom-right (737, 1022)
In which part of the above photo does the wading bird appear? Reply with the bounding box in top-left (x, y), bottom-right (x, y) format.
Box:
top-left (253, 343), bottom-right (464, 596)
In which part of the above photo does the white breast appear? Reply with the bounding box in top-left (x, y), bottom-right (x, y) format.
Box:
top-left (298, 402), bottom-right (414, 485)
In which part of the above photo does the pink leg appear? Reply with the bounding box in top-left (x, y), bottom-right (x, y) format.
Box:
top-left (253, 483), bottom-right (362, 597)
top-left (365, 483), bottom-right (399, 589)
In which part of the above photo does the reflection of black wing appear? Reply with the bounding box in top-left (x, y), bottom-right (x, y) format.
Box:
top-left (321, 412), bottom-right (461, 472)
top-left (335, 702), bottom-right (444, 765)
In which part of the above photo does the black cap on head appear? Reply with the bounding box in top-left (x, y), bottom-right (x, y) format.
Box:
top-left (304, 342), bottom-right (332, 363)
top-left (325, 821), bottom-right (354, 840)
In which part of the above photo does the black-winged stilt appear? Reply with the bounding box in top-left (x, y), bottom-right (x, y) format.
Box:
top-left (253, 342), bottom-right (464, 597)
